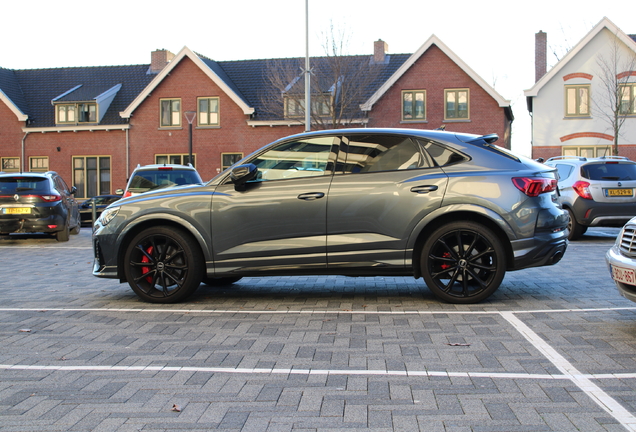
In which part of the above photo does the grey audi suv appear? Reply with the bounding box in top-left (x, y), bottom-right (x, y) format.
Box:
top-left (92, 129), bottom-right (569, 304)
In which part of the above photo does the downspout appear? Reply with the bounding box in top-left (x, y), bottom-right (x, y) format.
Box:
top-left (125, 127), bottom-right (130, 180)
top-left (21, 131), bottom-right (29, 173)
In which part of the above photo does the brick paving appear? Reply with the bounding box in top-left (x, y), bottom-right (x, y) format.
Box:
top-left (0, 227), bottom-right (635, 431)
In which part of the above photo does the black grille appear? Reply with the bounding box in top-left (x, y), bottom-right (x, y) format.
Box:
top-left (619, 224), bottom-right (636, 257)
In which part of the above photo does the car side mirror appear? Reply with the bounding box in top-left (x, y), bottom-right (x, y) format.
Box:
top-left (70, 186), bottom-right (77, 195)
top-left (115, 189), bottom-right (124, 195)
top-left (230, 163), bottom-right (258, 192)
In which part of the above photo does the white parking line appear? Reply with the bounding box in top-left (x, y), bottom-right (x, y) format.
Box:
top-left (501, 311), bottom-right (636, 431)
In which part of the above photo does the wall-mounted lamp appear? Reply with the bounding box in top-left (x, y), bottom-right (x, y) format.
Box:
top-left (56, 147), bottom-right (61, 152)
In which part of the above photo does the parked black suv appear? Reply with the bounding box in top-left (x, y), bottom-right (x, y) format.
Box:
top-left (0, 171), bottom-right (81, 241)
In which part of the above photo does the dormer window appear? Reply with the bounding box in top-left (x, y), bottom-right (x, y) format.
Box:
top-left (55, 102), bottom-right (97, 124)
top-left (284, 95), bottom-right (331, 118)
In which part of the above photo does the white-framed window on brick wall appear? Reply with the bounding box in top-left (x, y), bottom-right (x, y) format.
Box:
top-left (402, 90), bottom-right (426, 121)
top-left (160, 98), bottom-right (181, 127)
top-left (222, 153), bottom-right (243, 170)
top-left (73, 156), bottom-right (111, 199)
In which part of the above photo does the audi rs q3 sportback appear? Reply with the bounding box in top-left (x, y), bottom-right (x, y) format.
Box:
top-left (93, 129), bottom-right (569, 304)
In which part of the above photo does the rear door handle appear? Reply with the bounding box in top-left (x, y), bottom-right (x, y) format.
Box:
top-left (410, 185), bottom-right (438, 194)
top-left (298, 192), bottom-right (325, 201)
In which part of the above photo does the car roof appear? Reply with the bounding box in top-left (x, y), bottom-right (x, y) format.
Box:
top-left (546, 156), bottom-right (634, 165)
top-left (0, 171), bottom-right (56, 179)
top-left (132, 164), bottom-right (196, 171)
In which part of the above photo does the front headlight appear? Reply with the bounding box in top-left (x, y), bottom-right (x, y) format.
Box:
top-left (98, 206), bottom-right (120, 226)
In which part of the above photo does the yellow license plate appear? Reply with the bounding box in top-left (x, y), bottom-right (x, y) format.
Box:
top-left (607, 189), bottom-right (633, 197)
top-left (4, 207), bottom-right (31, 214)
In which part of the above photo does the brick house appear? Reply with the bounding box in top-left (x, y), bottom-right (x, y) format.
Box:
top-left (0, 35), bottom-right (512, 198)
top-left (525, 17), bottom-right (636, 160)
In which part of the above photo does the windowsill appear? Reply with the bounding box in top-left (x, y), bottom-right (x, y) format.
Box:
top-left (196, 125), bottom-right (221, 129)
top-left (400, 120), bottom-right (428, 124)
top-left (443, 119), bottom-right (471, 123)
top-left (563, 116), bottom-right (592, 120)
top-left (158, 127), bottom-right (183, 130)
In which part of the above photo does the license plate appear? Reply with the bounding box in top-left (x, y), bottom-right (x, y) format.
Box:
top-left (3, 207), bottom-right (31, 214)
top-left (606, 188), bottom-right (633, 197)
top-left (611, 265), bottom-right (636, 285)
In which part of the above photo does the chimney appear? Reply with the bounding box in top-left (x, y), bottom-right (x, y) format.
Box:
top-left (535, 31), bottom-right (547, 82)
top-left (373, 39), bottom-right (388, 64)
top-left (150, 49), bottom-right (175, 74)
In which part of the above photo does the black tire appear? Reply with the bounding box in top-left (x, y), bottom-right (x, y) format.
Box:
top-left (203, 276), bottom-right (242, 287)
top-left (55, 224), bottom-right (70, 242)
top-left (566, 208), bottom-right (586, 240)
top-left (70, 224), bottom-right (81, 235)
top-left (421, 221), bottom-right (506, 304)
top-left (123, 226), bottom-right (204, 303)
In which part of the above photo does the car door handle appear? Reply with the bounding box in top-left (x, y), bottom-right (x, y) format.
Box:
top-left (410, 185), bottom-right (438, 194)
top-left (298, 192), bottom-right (325, 201)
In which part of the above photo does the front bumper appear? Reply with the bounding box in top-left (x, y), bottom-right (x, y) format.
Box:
top-left (605, 245), bottom-right (636, 303)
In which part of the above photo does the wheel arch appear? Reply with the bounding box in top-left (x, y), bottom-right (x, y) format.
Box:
top-left (410, 206), bottom-right (515, 278)
top-left (115, 214), bottom-right (210, 281)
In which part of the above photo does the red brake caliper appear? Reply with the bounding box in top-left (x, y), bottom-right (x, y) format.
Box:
top-left (441, 252), bottom-right (451, 270)
top-left (141, 246), bottom-right (154, 283)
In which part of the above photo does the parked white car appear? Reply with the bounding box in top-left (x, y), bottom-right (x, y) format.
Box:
top-left (606, 216), bottom-right (636, 303)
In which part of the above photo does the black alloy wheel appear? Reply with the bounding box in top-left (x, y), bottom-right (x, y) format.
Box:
top-left (421, 221), bottom-right (506, 304)
top-left (124, 226), bottom-right (204, 303)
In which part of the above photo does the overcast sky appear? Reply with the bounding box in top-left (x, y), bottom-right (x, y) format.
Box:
top-left (1, 0), bottom-right (633, 155)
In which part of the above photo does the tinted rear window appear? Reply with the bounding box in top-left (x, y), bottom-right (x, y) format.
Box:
top-left (581, 163), bottom-right (636, 180)
top-left (0, 177), bottom-right (50, 194)
top-left (129, 170), bottom-right (202, 192)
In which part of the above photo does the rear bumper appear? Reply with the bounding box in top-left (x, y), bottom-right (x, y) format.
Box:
top-left (571, 199), bottom-right (636, 227)
top-left (0, 214), bottom-right (66, 234)
top-left (509, 229), bottom-right (568, 270)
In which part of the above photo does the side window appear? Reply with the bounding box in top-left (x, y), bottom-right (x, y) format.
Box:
top-left (554, 164), bottom-right (574, 181)
top-left (338, 135), bottom-right (431, 174)
top-left (418, 139), bottom-right (467, 166)
top-left (249, 136), bottom-right (337, 182)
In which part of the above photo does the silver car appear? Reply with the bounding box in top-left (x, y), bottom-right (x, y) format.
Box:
top-left (606, 217), bottom-right (636, 303)
top-left (93, 128), bottom-right (569, 304)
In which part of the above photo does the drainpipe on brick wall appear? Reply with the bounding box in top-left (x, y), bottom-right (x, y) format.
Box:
top-left (125, 128), bottom-right (130, 180)
top-left (21, 131), bottom-right (29, 173)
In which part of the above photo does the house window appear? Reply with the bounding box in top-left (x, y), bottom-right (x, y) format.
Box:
top-left (56, 103), bottom-right (97, 124)
top-left (222, 153), bottom-right (243, 170)
top-left (160, 99), bottom-right (181, 127)
top-left (198, 97), bottom-right (220, 126)
top-left (284, 95), bottom-right (331, 118)
top-left (565, 85), bottom-right (590, 116)
top-left (402, 90), bottom-right (426, 121)
top-left (29, 157), bottom-right (49, 172)
top-left (1, 157), bottom-right (20, 172)
top-left (445, 89), bottom-right (469, 119)
top-left (57, 105), bottom-right (76, 123)
top-left (620, 84), bottom-right (636, 115)
top-left (562, 146), bottom-right (610, 158)
top-left (156, 154), bottom-right (195, 167)
top-left (73, 156), bottom-right (111, 199)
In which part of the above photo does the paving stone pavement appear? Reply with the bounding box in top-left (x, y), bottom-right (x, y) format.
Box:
top-left (0, 227), bottom-right (635, 431)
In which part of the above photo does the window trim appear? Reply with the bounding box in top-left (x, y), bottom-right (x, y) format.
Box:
top-left (444, 88), bottom-right (470, 120)
top-left (562, 145), bottom-right (610, 158)
top-left (29, 156), bottom-right (49, 172)
top-left (72, 155), bottom-right (111, 199)
top-left (1, 157), bottom-right (20, 172)
top-left (401, 90), bottom-right (427, 122)
top-left (221, 152), bottom-right (244, 170)
top-left (284, 94), bottom-right (332, 118)
top-left (564, 84), bottom-right (591, 117)
top-left (155, 153), bottom-right (196, 167)
top-left (55, 103), bottom-right (98, 125)
top-left (197, 97), bottom-right (220, 127)
top-left (160, 98), bottom-right (182, 128)
top-left (620, 83), bottom-right (636, 115)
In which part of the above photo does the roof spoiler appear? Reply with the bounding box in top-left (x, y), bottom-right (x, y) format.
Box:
top-left (466, 133), bottom-right (499, 145)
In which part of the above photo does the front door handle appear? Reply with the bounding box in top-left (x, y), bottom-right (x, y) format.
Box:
top-left (410, 185), bottom-right (439, 194)
top-left (298, 192), bottom-right (325, 201)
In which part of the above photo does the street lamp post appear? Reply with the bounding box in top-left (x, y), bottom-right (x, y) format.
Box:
top-left (184, 111), bottom-right (196, 166)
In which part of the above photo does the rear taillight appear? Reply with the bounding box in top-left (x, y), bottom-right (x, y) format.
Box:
top-left (572, 180), bottom-right (593, 199)
top-left (39, 194), bottom-right (62, 202)
top-left (512, 177), bottom-right (557, 197)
